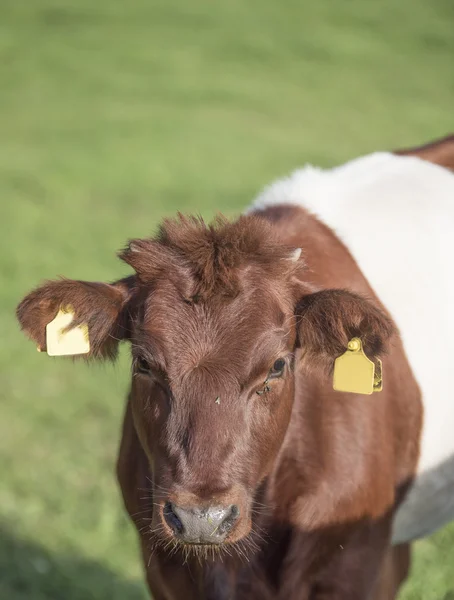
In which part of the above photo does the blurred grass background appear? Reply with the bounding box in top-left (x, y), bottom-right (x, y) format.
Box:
top-left (1, 0), bottom-right (453, 598)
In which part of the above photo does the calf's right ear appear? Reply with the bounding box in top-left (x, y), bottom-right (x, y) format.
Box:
top-left (16, 276), bottom-right (136, 360)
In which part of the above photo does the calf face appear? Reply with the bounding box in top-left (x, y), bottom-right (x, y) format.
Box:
top-left (17, 215), bottom-right (394, 554)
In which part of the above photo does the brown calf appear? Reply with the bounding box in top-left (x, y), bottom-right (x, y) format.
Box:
top-left (17, 134), bottom-right (453, 599)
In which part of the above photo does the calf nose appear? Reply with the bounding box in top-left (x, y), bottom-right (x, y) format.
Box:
top-left (163, 502), bottom-right (239, 544)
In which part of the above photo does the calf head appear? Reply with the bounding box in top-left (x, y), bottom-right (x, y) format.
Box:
top-left (17, 215), bottom-right (394, 553)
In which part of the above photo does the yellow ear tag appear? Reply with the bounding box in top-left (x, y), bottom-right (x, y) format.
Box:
top-left (45, 307), bottom-right (90, 357)
top-left (333, 338), bottom-right (382, 395)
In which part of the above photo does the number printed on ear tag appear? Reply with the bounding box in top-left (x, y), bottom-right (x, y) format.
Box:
top-left (45, 306), bottom-right (90, 356)
top-left (333, 338), bottom-right (382, 395)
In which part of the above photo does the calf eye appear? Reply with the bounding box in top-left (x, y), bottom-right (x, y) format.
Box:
top-left (269, 358), bottom-right (286, 379)
top-left (136, 356), bottom-right (151, 374)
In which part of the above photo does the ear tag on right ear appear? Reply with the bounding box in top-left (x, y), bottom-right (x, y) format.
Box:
top-left (333, 338), bottom-right (382, 395)
top-left (45, 306), bottom-right (90, 357)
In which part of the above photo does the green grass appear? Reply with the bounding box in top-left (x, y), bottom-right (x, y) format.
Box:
top-left (1, 0), bottom-right (453, 597)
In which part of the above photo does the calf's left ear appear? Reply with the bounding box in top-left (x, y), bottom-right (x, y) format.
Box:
top-left (16, 276), bottom-right (136, 360)
top-left (295, 289), bottom-right (396, 373)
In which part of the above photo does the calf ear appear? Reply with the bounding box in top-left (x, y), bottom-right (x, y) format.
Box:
top-left (295, 289), bottom-right (396, 374)
top-left (16, 276), bottom-right (136, 360)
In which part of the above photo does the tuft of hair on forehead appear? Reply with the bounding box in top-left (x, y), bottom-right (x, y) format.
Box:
top-left (119, 213), bottom-right (305, 301)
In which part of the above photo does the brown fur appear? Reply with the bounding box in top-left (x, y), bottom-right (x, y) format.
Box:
top-left (394, 133), bottom-right (454, 170)
top-left (120, 214), bottom-right (304, 301)
top-left (16, 276), bottom-right (136, 359)
top-left (296, 289), bottom-right (395, 376)
top-left (18, 135), bottom-right (449, 598)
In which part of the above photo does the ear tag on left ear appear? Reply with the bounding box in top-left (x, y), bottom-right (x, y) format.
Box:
top-left (45, 306), bottom-right (90, 356)
top-left (333, 338), bottom-right (382, 395)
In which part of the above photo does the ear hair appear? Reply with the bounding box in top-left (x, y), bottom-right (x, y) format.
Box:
top-left (16, 276), bottom-right (136, 360)
top-left (296, 289), bottom-right (396, 375)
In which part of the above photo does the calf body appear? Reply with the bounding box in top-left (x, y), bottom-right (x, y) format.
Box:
top-left (252, 148), bottom-right (454, 545)
top-left (17, 135), bottom-right (454, 599)
top-left (115, 203), bottom-right (421, 600)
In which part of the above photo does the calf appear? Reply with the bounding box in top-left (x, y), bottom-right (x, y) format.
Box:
top-left (17, 135), bottom-right (454, 599)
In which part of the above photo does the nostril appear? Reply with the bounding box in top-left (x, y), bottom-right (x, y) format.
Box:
top-left (163, 502), bottom-right (183, 534)
top-left (218, 504), bottom-right (240, 535)
top-left (230, 505), bottom-right (240, 519)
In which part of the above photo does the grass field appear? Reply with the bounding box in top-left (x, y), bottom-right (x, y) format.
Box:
top-left (1, 0), bottom-right (453, 598)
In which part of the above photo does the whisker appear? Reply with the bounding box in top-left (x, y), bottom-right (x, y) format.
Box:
top-left (130, 508), bottom-right (154, 518)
